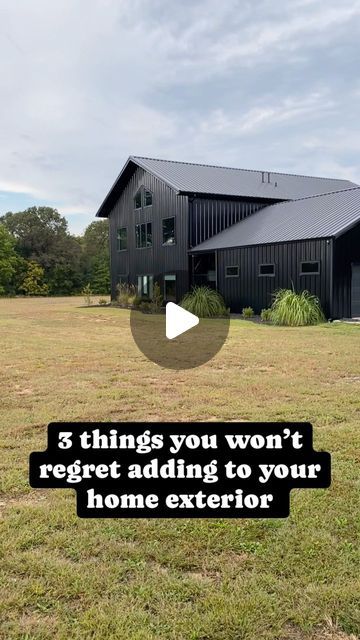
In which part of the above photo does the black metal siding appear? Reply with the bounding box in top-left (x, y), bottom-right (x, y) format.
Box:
top-left (215, 239), bottom-right (332, 315)
top-left (108, 166), bottom-right (189, 300)
top-left (332, 221), bottom-right (360, 318)
top-left (189, 197), bottom-right (268, 247)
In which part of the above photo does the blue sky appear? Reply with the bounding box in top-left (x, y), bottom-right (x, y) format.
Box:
top-left (1, 0), bottom-right (360, 234)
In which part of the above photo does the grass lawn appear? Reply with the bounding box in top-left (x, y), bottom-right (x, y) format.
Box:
top-left (0, 297), bottom-right (359, 640)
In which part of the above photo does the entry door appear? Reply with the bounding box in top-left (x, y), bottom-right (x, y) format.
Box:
top-left (164, 274), bottom-right (176, 302)
top-left (351, 264), bottom-right (360, 317)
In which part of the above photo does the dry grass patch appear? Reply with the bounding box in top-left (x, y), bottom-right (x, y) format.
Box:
top-left (0, 297), bottom-right (359, 640)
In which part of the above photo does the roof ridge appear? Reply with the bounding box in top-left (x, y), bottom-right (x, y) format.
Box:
top-left (274, 184), bottom-right (360, 205)
top-left (131, 155), bottom-right (354, 183)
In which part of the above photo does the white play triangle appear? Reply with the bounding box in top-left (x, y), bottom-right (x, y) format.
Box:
top-left (165, 302), bottom-right (199, 340)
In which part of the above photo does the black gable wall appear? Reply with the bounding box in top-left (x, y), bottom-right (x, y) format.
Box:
top-left (189, 197), bottom-right (271, 247)
top-left (108, 166), bottom-right (189, 300)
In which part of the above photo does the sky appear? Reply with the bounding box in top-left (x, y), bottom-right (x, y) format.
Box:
top-left (1, 0), bottom-right (360, 235)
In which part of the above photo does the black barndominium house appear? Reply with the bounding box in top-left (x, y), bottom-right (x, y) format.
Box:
top-left (96, 156), bottom-right (360, 318)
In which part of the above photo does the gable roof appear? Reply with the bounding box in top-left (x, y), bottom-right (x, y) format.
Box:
top-left (190, 186), bottom-right (360, 252)
top-left (96, 155), bottom-right (357, 217)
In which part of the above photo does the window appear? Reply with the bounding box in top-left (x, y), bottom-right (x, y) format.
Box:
top-left (144, 189), bottom-right (153, 207)
top-left (137, 275), bottom-right (153, 298)
top-left (117, 227), bottom-right (127, 251)
top-left (225, 265), bottom-right (239, 277)
top-left (259, 263), bottom-right (275, 276)
top-left (162, 217), bottom-right (175, 245)
top-left (300, 260), bottom-right (320, 275)
top-left (134, 187), bottom-right (152, 209)
top-left (164, 274), bottom-right (176, 301)
top-left (135, 222), bottom-right (152, 248)
top-left (134, 190), bottom-right (142, 209)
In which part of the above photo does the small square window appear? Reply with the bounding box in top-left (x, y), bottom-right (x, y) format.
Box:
top-left (225, 265), bottom-right (239, 277)
top-left (117, 227), bottom-right (127, 251)
top-left (300, 261), bottom-right (320, 275)
top-left (144, 190), bottom-right (152, 207)
top-left (162, 217), bottom-right (175, 245)
top-left (259, 263), bottom-right (275, 276)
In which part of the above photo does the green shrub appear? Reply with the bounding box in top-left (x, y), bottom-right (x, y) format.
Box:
top-left (19, 261), bottom-right (49, 296)
top-left (132, 296), bottom-right (142, 308)
top-left (98, 298), bottom-right (108, 306)
top-left (82, 283), bottom-right (93, 306)
top-left (139, 301), bottom-right (152, 313)
top-left (271, 288), bottom-right (325, 326)
top-left (260, 308), bottom-right (272, 322)
top-left (152, 282), bottom-right (163, 312)
top-left (180, 286), bottom-right (228, 318)
top-left (117, 283), bottom-right (137, 306)
top-left (242, 306), bottom-right (254, 318)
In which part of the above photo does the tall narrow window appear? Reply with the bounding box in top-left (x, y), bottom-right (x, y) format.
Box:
top-left (300, 261), bottom-right (320, 275)
top-left (146, 222), bottom-right (152, 247)
top-left (117, 227), bottom-right (127, 251)
top-left (140, 223), bottom-right (146, 247)
top-left (144, 189), bottom-right (153, 207)
top-left (162, 217), bottom-right (175, 245)
top-left (135, 223), bottom-right (152, 248)
top-left (134, 190), bottom-right (142, 210)
top-left (137, 275), bottom-right (154, 298)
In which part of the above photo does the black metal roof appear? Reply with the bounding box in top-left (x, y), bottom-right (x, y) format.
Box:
top-left (190, 186), bottom-right (360, 251)
top-left (96, 156), bottom-right (357, 217)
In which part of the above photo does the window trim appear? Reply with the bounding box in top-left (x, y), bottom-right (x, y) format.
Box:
top-left (162, 216), bottom-right (176, 246)
top-left (135, 222), bottom-right (152, 249)
top-left (258, 263), bottom-right (275, 277)
top-left (300, 260), bottom-right (320, 276)
top-left (225, 265), bottom-right (239, 278)
top-left (144, 189), bottom-right (153, 208)
top-left (116, 227), bottom-right (128, 252)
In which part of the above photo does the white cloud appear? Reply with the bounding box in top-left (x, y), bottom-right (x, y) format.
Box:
top-left (200, 92), bottom-right (336, 136)
top-left (0, 0), bottom-right (359, 231)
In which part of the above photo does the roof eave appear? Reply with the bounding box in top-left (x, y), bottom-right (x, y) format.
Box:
top-left (96, 156), bottom-right (135, 218)
top-left (95, 156), bottom-right (181, 218)
top-left (189, 235), bottom-right (335, 253)
top-left (334, 217), bottom-right (360, 239)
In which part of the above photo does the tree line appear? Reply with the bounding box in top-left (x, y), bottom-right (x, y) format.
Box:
top-left (0, 207), bottom-right (109, 295)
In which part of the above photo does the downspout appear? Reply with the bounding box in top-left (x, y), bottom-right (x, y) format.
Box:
top-left (329, 238), bottom-right (334, 319)
top-left (215, 250), bottom-right (218, 291)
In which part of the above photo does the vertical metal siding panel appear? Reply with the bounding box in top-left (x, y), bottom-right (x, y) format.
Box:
top-left (108, 165), bottom-right (189, 301)
top-left (190, 198), bottom-right (269, 246)
top-left (217, 238), bottom-right (332, 315)
top-left (332, 221), bottom-right (360, 317)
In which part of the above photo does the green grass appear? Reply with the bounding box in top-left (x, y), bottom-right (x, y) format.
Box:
top-left (0, 297), bottom-right (359, 640)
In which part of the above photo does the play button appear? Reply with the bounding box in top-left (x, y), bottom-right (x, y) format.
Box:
top-left (129, 272), bottom-right (230, 370)
top-left (166, 303), bottom-right (199, 340)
